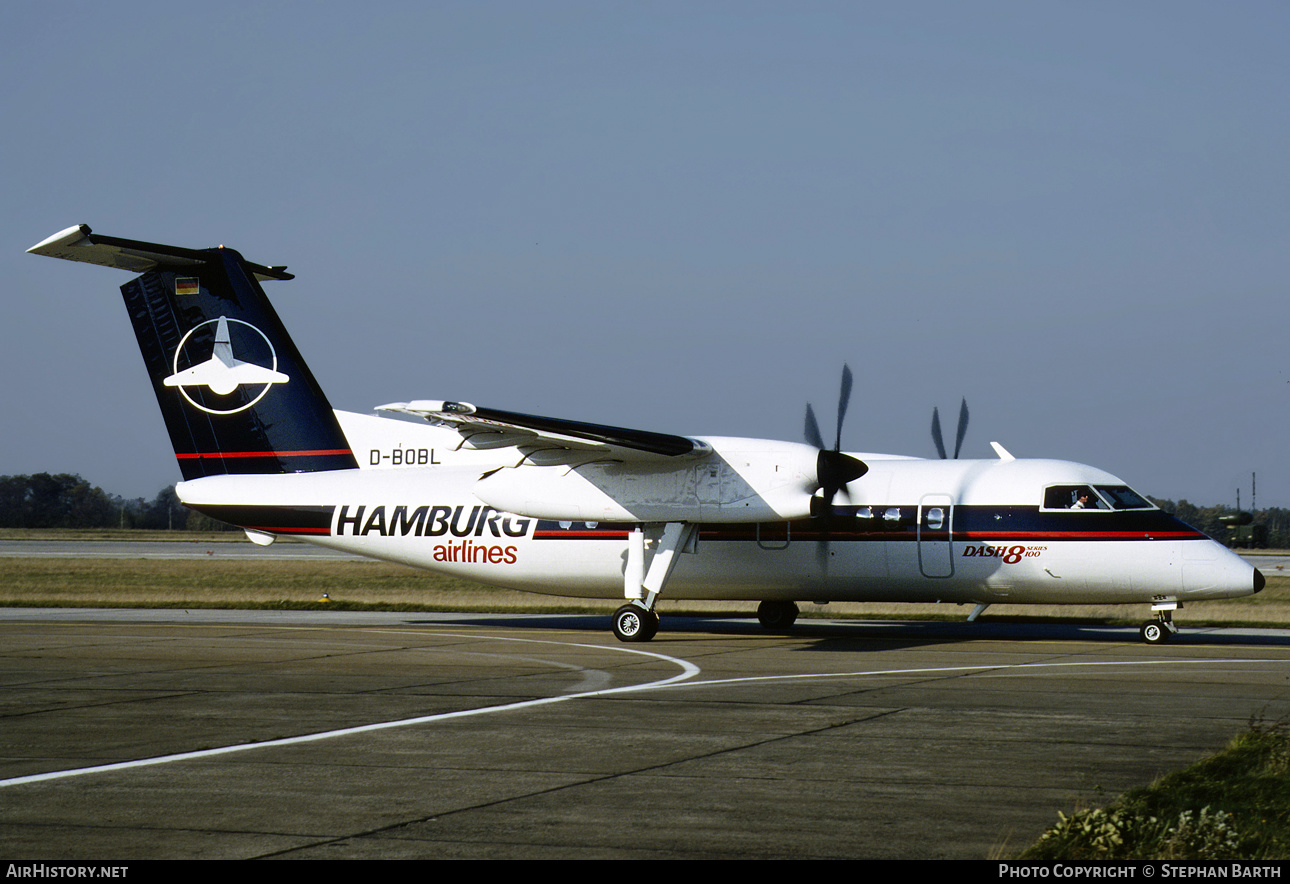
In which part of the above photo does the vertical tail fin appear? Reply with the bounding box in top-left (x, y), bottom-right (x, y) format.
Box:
top-left (29, 225), bottom-right (358, 479)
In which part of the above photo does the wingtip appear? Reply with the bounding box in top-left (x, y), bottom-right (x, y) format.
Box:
top-left (27, 224), bottom-right (92, 255)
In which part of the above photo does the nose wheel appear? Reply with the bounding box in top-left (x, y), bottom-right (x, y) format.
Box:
top-left (1140, 606), bottom-right (1179, 644)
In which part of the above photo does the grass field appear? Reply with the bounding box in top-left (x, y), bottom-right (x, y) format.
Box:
top-left (1017, 721), bottom-right (1290, 860)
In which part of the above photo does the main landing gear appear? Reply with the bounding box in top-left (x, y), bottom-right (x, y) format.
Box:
top-left (613, 603), bottom-right (659, 643)
top-left (613, 522), bottom-right (696, 643)
top-left (1140, 602), bottom-right (1180, 644)
top-left (757, 600), bottom-right (799, 631)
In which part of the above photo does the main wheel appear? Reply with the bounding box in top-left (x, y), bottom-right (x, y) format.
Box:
top-left (1140, 621), bottom-right (1169, 644)
top-left (613, 605), bottom-right (659, 642)
top-left (757, 600), bottom-right (800, 631)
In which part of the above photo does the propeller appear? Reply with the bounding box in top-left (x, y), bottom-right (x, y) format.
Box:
top-left (931, 397), bottom-right (969, 459)
top-left (804, 365), bottom-right (869, 565)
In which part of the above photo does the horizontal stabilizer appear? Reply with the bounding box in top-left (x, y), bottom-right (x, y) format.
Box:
top-left (27, 224), bottom-right (293, 281)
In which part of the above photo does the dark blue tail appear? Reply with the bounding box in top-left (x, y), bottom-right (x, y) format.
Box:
top-left (29, 225), bottom-right (358, 480)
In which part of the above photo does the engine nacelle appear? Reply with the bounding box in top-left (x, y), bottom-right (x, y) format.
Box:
top-left (474, 440), bottom-right (823, 523)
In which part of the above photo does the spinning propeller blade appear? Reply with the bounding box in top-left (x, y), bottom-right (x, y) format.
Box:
top-left (803, 364), bottom-right (868, 568)
top-left (835, 364), bottom-right (852, 452)
top-left (953, 397), bottom-right (969, 460)
top-left (804, 403), bottom-right (826, 452)
top-left (931, 397), bottom-right (969, 459)
top-left (931, 407), bottom-right (947, 460)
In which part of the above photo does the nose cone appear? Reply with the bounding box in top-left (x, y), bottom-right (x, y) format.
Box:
top-left (1181, 543), bottom-right (1265, 601)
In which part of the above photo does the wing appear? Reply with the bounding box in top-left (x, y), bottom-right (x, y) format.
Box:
top-left (377, 400), bottom-right (711, 465)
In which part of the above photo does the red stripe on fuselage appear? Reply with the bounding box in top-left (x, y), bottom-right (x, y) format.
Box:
top-left (957, 530), bottom-right (1204, 540)
top-left (175, 449), bottom-right (354, 460)
top-left (246, 525), bottom-right (332, 535)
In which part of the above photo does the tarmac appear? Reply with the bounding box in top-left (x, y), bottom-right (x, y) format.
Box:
top-left (2, 608), bottom-right (1288, 859)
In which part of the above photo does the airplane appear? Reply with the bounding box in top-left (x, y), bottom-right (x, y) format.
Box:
top-left (27, 224), bottom-right (1264, 644)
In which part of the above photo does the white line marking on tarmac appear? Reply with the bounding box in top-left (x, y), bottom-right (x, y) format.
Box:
top-left (0, 635), bottom-right (1278, 789)
top-left (662, 657), bottom-right (1282, 690)
top-left (0, 633), bottom-right (700, 788)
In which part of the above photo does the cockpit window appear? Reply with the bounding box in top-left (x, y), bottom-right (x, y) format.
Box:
top-left (1094, 485), bottom-right (1154, 510)
top-left (1042, 484), bottom-right (1155, 511)
top-left (1044, 485), bottom-right (1105, 510)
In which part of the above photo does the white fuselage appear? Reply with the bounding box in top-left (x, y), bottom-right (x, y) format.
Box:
top-left (175, 410), bottom-right (1260, 608)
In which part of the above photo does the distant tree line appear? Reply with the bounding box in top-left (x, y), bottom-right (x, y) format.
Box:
top-left (0, 473), bottom-right (235, 531)
top-left (1147, 498), bottom-right (1290, 550)
top-left (3, 473), bottom-right (1289, 547)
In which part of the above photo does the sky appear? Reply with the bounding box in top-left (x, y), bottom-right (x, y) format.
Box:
top-left (3, 1), bottom-right (1288, 508)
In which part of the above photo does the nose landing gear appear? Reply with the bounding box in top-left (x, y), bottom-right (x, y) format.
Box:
top-left (1140, 601), bottom-right (1180, 644)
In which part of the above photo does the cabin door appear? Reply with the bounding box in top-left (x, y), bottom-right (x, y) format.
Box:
top-left (917, 494), bottom-right (954, 578)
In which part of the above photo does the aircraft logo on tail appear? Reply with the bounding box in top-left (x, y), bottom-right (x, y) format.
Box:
top-left (164, 316), bottom-right (289, 415)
